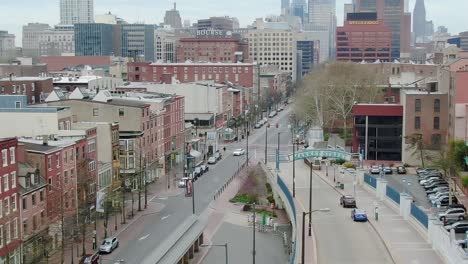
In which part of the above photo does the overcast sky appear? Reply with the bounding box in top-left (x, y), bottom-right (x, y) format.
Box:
top-left (1, 0), bottom-right (466, 46)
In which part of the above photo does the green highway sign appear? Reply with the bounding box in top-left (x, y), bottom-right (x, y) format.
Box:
top-left (292, 149), bottom-right (352, 161)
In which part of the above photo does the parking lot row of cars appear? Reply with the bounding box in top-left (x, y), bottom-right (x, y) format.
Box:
top-left (369, 164), bottom-right (407, 175)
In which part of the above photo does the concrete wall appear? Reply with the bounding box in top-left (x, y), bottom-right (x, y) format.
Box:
top-left (0, 112), bottom-right (59, 137)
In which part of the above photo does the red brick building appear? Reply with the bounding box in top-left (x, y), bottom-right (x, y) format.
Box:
top-left (0, 77), bottom-right (54, 104)
top-left (336, 19), bottom-right (392, 62)
top-left (0, 138), bottom-right (22, 263)
top-left (176, 38), bottom-right (249, 63)
top-left (127, 62), bottom-right (255, 88)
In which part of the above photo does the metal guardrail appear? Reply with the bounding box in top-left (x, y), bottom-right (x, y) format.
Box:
top-left (277, 176), bottom-right (297, 264)
top-left (411, 202), bottom-right (429, 229)
top-left (386, 185), bottom-right (401, 204)
top-left (364, 173), bottom-right (377, 189)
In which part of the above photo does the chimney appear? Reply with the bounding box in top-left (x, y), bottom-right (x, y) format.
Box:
top-left (9, 73), bottom-right (13, 81)
top-left (17, 143), bottom-right (26, 163)
top-left (42, 135), bottom-right (48, 146)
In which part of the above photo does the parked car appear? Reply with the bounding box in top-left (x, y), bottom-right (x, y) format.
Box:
top-left (254, 123), bottom-right (262, 129)
top-left (417, 168), bottom-right (439, 174)
top-left (369, 165), bottom-right (380, 174)
top-left (80, 253), bottom-right (100, 264)
top-left (340, 195), bottom-right (356, 208)
top-left (233, 148), bottom-right (246, 156)
top-left (436, 196), bottom-right (459, 207)
top-left (429, 192), bottom-right (450, 201)
top-left (396, 166), bottom-right (407, 174)
top-left (214, 151), bottom-right (222, 160)
top-left (99, 237), bottom-right (119, 253)
top-left (446, 203), bottom-right (467, 211)
top-left (268, 111), bottom-right (277, 118)
top-left (194, 166), bottom-right (203, 177)
top-left (383, 166), bottom-right (392, 174)
top-left (438, 208), bottom-right (466, 222)
top-left (424, 183), bottom-right (448, 191)
top-left (351, 209), bottom-right (368, 222)
top-left (208, 156), bottom-right (217, 164)
top-left (444, 221), bottom-right (468, 233)
top-left (178, 178), bottom-right (189, 188)
top-left (426, 186), bottom-right (449, 195)
top-left (201, 164), bottom-right (209, 173)
top-left (420, 176), bottom-right (442, 185)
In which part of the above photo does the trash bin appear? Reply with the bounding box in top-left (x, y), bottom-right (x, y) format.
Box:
top-left (340, 183), bottom-right (344, 190)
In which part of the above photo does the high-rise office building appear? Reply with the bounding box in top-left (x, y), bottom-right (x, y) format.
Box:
top-left (197, 17), bottom-right (234, 31)
top-left (308, 0), bottom-right (336, 59)
top-left (75, 23), bottom-right (114, 56)
top-left (413, 0), bottom-right (426, 42)
top-left (164, 3), bottom-right (182, 29)
top-left (292, 0), bottom-right (307, 24)
top-left (60, 0), bottom-right (94, 25)
top-left (0, 31), bottom-right (15, 59)
top-left (281, 0), bottom-right (290, 15)
top-left (22, 23), bottom-right (50, 59)
top-left (117, 24), bottom-right (155, 62)
top-left (355, 0), bottom-right (411, 60)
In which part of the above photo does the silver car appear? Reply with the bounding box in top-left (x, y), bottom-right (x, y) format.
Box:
top-left (438, 208), bottom-right (465, 222)
top-left (99, 237), bottom-right (119, 253)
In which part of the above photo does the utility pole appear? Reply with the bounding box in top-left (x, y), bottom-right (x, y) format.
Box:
top-left (264, 124), bottom-right (268, 164)
top-left (252, 203), bottom-right (256, 264)
top-left (292, 139), bottom-right (296, 197)
top-left (246, 121), bottom-right (249, 164)
top-left (277, 132), bottom-right (280, 153)
top-left (309, 165), bottom-right (312, 236)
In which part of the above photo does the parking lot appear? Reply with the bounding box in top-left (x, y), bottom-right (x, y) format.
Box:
top-left (385, 173), bottom-right (432, 209)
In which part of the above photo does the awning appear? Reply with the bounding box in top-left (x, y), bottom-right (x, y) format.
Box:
top-left (190, 149), bottom-right (202, 158)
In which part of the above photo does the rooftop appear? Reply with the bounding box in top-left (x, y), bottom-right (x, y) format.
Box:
top-left (0, 77), bottom-right (52, 82)
top-left (149, 61), bottom-right (256, 66)
top-left (403, 90), bottom-right (448, 95)
top-left (53, 75), bottom-right (103, 83)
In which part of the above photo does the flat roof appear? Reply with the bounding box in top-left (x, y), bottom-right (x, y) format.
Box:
top-left (149, 61), bottom-right (256, 66)
top-left (0, 77), bottom-right (51, 82)
top-left (21, 141), bottom-right (63, 153)
top-left (402, 90), bottom-right (447, 95)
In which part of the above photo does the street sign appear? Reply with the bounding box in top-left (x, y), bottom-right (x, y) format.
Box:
top-left (291, 149), bottom-right (353, 161)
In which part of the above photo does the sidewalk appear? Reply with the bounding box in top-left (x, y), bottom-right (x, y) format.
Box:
top-left (313, 163), bottom-right (444, 264)
top-left (48, 168), bottom-right (184, 264)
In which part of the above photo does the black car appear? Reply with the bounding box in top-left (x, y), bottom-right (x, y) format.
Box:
top-left (396, 166), bottom-right (407, 174)
top-left (445, 221), bottom-right (468, 233)
top-left (446, 203), bottom-right (467, 211)
top-left (340, 195), bottom-right (356, 208)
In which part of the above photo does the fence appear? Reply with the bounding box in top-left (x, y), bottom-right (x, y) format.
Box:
top-left (386, 185), bottom-right (401, 204)
top-left (364, 173), bottom-right (377, 189)
top-left (213, 159), bottom-right (247, 200)
top-left (411, 202), bottom-right (429, 229)
top-left (277, 175), bottom-right (297, 264)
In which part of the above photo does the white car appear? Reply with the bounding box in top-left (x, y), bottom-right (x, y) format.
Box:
top-left (233, 148), bottom-right (246, 156)
top-left (208, 156), bottom-right (217, 164)
top-left (99, 237), bottom-right (119, 253)
top-left (178, 178), bottom-right (189, 188)
top-left (369, 166), bottom-right (380, 174)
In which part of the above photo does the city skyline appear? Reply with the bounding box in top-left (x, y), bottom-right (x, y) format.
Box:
top-left (0, 0), bottom-right (466, 46)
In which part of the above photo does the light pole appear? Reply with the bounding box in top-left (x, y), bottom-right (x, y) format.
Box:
top-left (264, 123), bottom-right (269, 164)
top-left (200, 243), bottom-right (229, 264)
top-left (277, 132), bottom-right (280, 153)
top-left (252, 203), bottom-right (256, 264)
top-left (301, 208), bottom-right (330, 264)
top-left (246, 121), bottom-right (249, 164)
top-left (292, 137), bottom-right (296, 198)
top-left (308, 164), bottom-right (312, 236)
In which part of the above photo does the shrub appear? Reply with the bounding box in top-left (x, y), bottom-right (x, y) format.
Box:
top-left (343, 162), bottom-right (356, 169)
top-left (229, 194), bottom-right (256, 204)
top-left (242, 204), bottom-right (252, 211)
top-left (267, 195), bottom-right (275, 204)
top-left (462, 176), bottom-right (468, 188)
top-left (335, 159), bottom-right (346, 165)
top-left (265, 183), bottom-right (272, 193)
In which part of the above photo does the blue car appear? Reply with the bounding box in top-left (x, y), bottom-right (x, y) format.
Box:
top-left (351, 209), bottom-right (368, 222)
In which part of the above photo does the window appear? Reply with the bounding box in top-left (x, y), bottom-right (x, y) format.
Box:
top-left (88, 140), bottom-right (96, 153)
top-left (0, 226), bottom-right (3, 247)
top-left (2, 149), bottom-right (7, 167)
top-left (434, 117), bottom-right (440, 130)
top-left (13, 218), bottom-right (17, 239)
top-left (432, 134), bottom-right (442, 148)
top-left (22, 198), bottom-right (26, 210)
top-left (22, 221), bottom-right (27, 236)
top-left (10, 172), bottom-right (16, 188)
top-left (8, 147), bottom-right (15, 165)
top-left (33, 215), bottom-right (37, 230)
top-left (415, 99), bottom-right (421, 112)
top-left (64, 171), bottom-right (68, 184)
top-left (434, 99), bottom-right (440, 112)
top-left (41, 211), bottom-right (45, 225)
top-left (56, 153), bottom-right (60, 168)
top-left (48, 178), bottom-right (52, 191)
top-left (93, 108), bottom-right (99, 116)
top-left (3, 175), bottom-right (8, 192)
top-left (11, 194), bottom-right (16, 212)
top-left (6, 222), bottom-right (10, 243)
top-left (89, 160), bottom-right (96, 171)
top-left (47, 156), bottom-right (52, 170)
top-left (5, 198), bottom-right (9, 215)
top-left (0, 199), bottom-right (2, 218)
top-left (415, 116), bottom-right (421, 129)
top-left (39, 190), bottom-right (44, 202)
top-left (119, 108), bottom-right (125, 116)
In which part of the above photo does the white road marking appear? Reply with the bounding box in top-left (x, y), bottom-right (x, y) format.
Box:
top-left (139, 234), bottom-right (150, 241)
top-left (158, 197), bottom-right (168, 200)
top-left (161, 215), bottom-right (171, 221)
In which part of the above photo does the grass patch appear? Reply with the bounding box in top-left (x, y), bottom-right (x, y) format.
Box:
top-left (253, 209), bottom-right (277, 218)
top-left (230, 194), bottom-right (256, 204)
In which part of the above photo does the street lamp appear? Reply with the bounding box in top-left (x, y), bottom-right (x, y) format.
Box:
top-left (301, 208), bottom-right (330, 264)
top-left (200, 243), bottom-right (229, 264)
top-left (264, 123), bottom-right (270, 164)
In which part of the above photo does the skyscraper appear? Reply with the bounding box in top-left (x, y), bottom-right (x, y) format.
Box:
top-left (164, 3), bottom-right (182, 29)
top-left (60, 0), bottom-right (94, 25)
top-left (292, 0), bottom-right (307, 23)
top-left (118, 24), bottom-right (155, 62)
top-left (308, 0), bottom-right (336, 30)
top-left (413, 0), bottom-right (426, 41)
top-left (74, 23), bottom-right (114, 56)
top-left (0, 31), bottom-right (15, 59)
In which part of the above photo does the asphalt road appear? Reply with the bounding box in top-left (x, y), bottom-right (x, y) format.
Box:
top-left (101, 108), bottom-right (291, 264)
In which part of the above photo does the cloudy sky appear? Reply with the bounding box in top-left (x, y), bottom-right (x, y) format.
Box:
top-left (1, 0), bottom-right (466, 46)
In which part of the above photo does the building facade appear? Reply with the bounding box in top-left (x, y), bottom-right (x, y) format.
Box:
top-left (119, 24), bottom-right (155, 62)
top-left (197, 17), bottom-right (234, 31)
top-left (155, 28), bottom-right (178, 63)
top-left (0, 138), bottom-right (22, 264)
top-left (176, 37), bottom-right (248, 63)
top-left (0, 31), bottom-right (15, 60)
top-left (0, 77), bottom-right (54, 104)
top-left (74, 23), bottom-right (114, 56)
top-left (164, 3), bottom-right (182, 29)
top-left (38, 25), bottom-right (75, 56)
top-left (22, 23), bottom-right (50, 59)
top-left (60, 0), bottom-right (94, 25)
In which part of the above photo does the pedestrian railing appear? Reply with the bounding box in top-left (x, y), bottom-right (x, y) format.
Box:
top-left (386, 185), bottom-right (401, 204)
top-left (277, 175), bottom-right (297, 264)
top-left (364, 173), bottom-right (377, 189)
top-left (213, 158), bottom-right (247, 200)
top-left (411, 202), bottom-right (429, 229)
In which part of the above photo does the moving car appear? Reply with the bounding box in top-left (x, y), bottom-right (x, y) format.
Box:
top-left (278, 106), bottom-right (284, 112)
top-left (79, 253), bottom-right (100, 264)
top-left (99, 237), bottom-right (119, 254)
top-left (383, 166), bottom-right (392, 174)
top-left (396, 166), bottom-right (407, 174)
top-left (351, 209), bottom-right (368, 222)
top-left (438, 208), bottom-right (466, 222)
top-left (201, 164), bottom-right (209, 173)
top-left (444, 221), bottom-right (468, 233)
top-left (233, 148), bottom-right (246, 156)
top-left (178, 178), bottom-right (189, 188)
top-left (369, 165), bottom-right (380, 174)
top-left (208, 156), bottom-right (217, 164)
top-left (340, 195), bottom-right (356, 208)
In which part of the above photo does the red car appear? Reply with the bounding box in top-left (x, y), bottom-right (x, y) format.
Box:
top-left (79, 253), bottom-right (100, 264)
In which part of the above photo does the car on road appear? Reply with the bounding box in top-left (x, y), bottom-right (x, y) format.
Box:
top-left (268, 111), bottom-right (277, 118)
top-left (178, 178), bottom-right (189, 188)
top-left (208, 156), bottom-right (217, 164)
top-left (438, 208), bottom-right (466, 222)
top-left (383, 166), bottom-right (392, 174)
top-left (444, 221), bottom-right (468, 233)
top-left (278, 106), bottom-right (284, 112)
top-left (194, 166), bottom-right (203, 177)
top-left (254, 123), bottom-right (262, 129)
top-left (79, 253), bottom-right (100, 264)
top-left (214, 151), bottom-right (222, 160)
top-left (340, 195), bottom-right (356, 208)
top-left (351, 209), bottom-right (368, 222)
top-left (396, 166), bottom-right (407, 174)
top-left (369, 165), bottom-right (380, 174)
top-left (99, 237), bottom-right (119, 254)
top-left (201, 164), bottom-right (209, 173)
top-left (233, 148), bottom-right (246, 156)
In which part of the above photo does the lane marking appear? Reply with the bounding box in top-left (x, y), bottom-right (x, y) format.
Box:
top-left (139, 234), bottom-right (150, 241)
top-left (161, 215), bottom-right (171, 221)
top-left (158, 197), bottom-right (168, 200)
